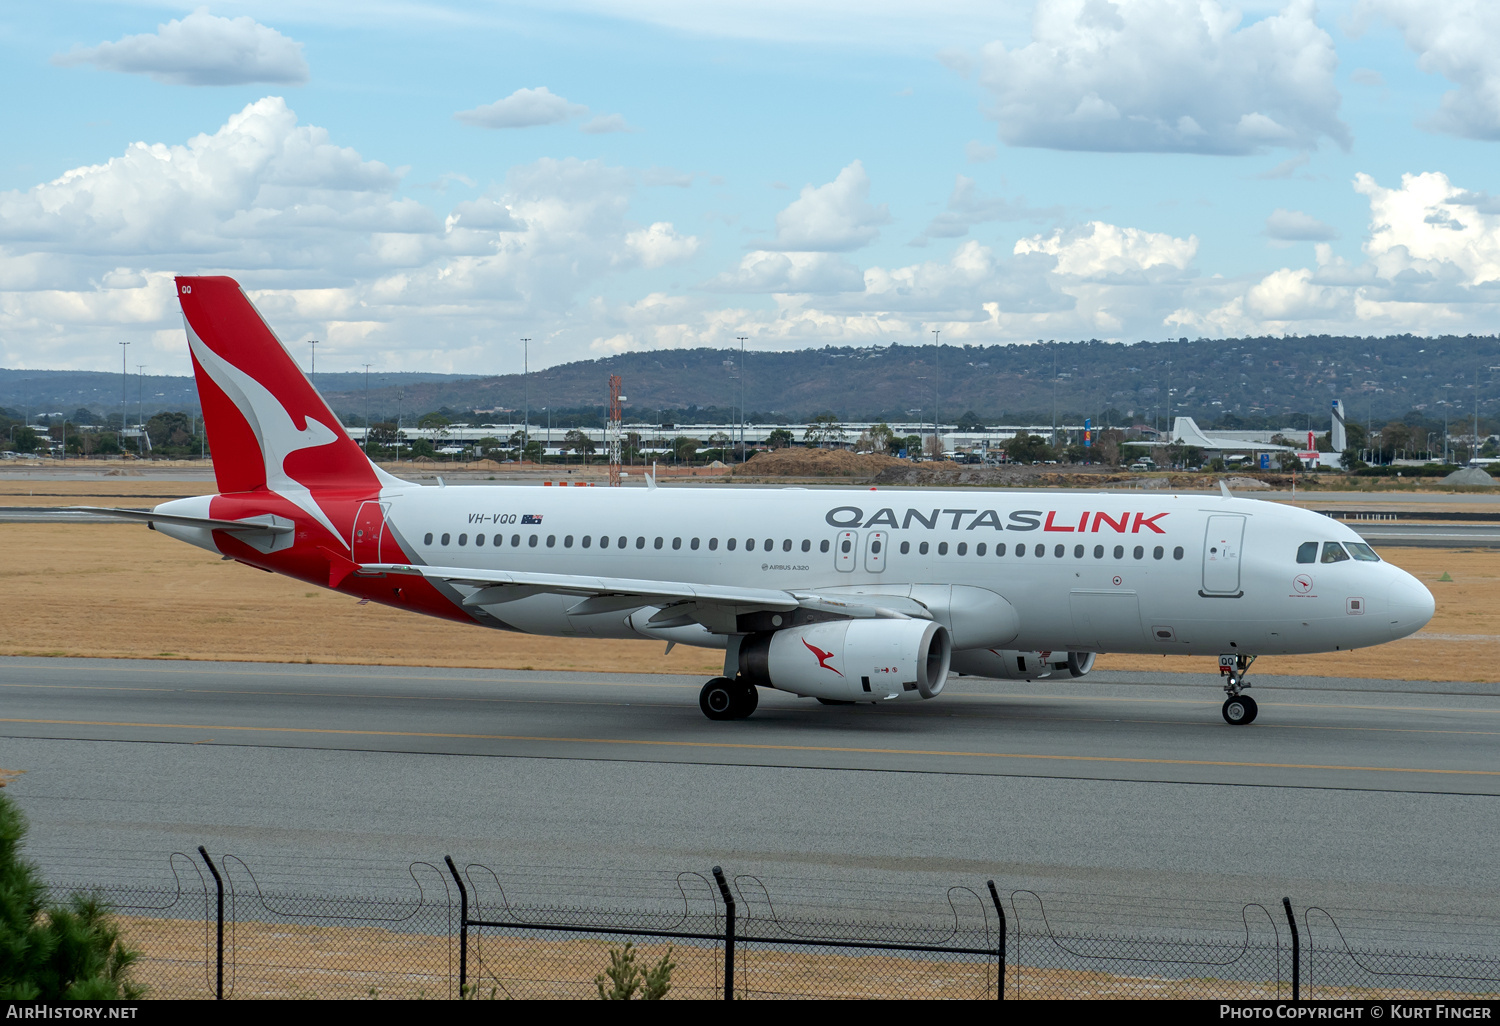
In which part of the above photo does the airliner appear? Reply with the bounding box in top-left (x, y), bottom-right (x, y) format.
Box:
top-left (87, 276), bottom-right (1436, 725)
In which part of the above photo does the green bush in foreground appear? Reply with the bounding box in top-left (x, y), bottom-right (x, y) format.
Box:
top-left (0, 791), bottom-right (142, 999)
top-left (596, 943), bottom-right (675, 1000)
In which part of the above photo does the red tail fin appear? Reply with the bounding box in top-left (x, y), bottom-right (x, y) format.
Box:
top-left (176, 276), bottom-right (380, 497)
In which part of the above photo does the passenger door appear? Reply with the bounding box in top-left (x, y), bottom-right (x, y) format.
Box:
top-left (352, 501), bottom-right (389, 564)
top-left (864, 530), bottom-right (888, 573)
top-left (1201, 514), bottom-right (1245, 596)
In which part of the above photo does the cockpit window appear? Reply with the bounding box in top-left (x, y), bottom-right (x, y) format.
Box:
top-left (1296, 542), bottom-right (1318, 564)
top-left (1321, 542), bottom-right (1351, 563)
top-left (1345, 542), bottom-right (1381, 562)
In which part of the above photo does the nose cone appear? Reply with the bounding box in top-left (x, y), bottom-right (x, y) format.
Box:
top-left (1387, 572), bottom-right (1435, 639)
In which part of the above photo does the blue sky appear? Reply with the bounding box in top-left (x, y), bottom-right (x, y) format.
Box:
top-left (2, 1), bottom-right (1498, 375)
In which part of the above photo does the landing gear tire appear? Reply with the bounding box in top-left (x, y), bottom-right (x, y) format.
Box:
top-left (1222, 695), bottom-right (1259, 726)
top-left (700, 678), bottom-right (758, 721)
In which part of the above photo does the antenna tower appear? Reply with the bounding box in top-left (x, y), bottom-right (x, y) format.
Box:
top-left (607, 374), bottom-right (623, 487)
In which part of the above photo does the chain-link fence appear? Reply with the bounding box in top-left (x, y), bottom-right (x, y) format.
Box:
top-left (46, 850), bottom-right (1500, 1000)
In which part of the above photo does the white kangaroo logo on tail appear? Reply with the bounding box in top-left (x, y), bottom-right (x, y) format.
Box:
top-left (186, 319), bottom-right (346, 547)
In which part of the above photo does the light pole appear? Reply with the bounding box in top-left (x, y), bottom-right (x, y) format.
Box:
top-left (736, 335), bottom-right (748, 464)
top-left (118, 340), bottom-right (130, 446)
top-left (362, 363), bottom-right (372, 453)
top-left (137, 365), bottom-right (146, 455)
top-left (521, 338), bottom-right (531, 451)
top-left (931, 328), bottom-right (941, 457)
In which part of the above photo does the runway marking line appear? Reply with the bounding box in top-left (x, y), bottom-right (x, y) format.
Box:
top-left (5, 680), bottom-right (1500, 719)
top-left (3, 717), bottom-right (1497, 778)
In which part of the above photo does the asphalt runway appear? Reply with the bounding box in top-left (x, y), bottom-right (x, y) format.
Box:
top-left (4, 656), bottom-right (1498, 948)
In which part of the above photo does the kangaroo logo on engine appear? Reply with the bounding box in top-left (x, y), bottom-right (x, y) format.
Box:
top-left (803, 638), bottom-right (843, 676)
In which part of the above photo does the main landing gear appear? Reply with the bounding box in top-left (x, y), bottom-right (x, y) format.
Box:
top-left (699, 677), bottom-right (760, 721)
top-left (1219, 653), bottom-right (1258, 725)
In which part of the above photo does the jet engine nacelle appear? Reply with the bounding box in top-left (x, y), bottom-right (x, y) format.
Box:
top-left (950, 648), bottom-right (1097, 681)
top-left (739, 619), bottom-right (951, 702)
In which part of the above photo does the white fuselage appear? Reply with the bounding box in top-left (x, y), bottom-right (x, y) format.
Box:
top-left (271, 483), bottom-right (1433, 657)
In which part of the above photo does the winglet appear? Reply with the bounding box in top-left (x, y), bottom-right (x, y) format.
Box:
top-left (646, 462), bottom-right (658, 491)
top-left (1220, 480), bottom-right (1232, 500)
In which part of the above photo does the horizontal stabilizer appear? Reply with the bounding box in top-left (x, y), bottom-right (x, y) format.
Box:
top-left (70, 507), bottom-right (295, 534)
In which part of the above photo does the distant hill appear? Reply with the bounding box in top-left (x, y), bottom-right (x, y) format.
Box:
top-left (4, 333), bottom-right (1495, 430)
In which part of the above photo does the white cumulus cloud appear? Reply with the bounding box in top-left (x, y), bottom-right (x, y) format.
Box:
top-left (702, 251), bottom-right (864, 293)
top-left (53, 11), bottom-right (309, 86)
top-left (1015, 221), bottom-right (1197, 280)
top-left (626, 222), bottom-right (700, 268)
top-left (1264, 208), bottom-right (1339, 241)
top-left (1356, 171), bottom-right (1500, 286)
top-left (1359, 0), bottom-right (1500, 140)
top-left (763, 160), bottom-right (890, 252)
top-left (454, 87), bottom-right (588, 129)
top-left (976, 0), bottom-right (1348, 154)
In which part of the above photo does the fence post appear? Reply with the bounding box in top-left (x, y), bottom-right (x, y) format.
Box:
top-left (1282, 896), bottom-right (1300, 1001)
top-left (196, 846), bottom-right (223, 1001)
top-left (712, 866), bottom-right (735, 1002)
top-left (445, 856), bottom-right (469, 997)
top-left (987, 880), bottom-right (1006, 1001)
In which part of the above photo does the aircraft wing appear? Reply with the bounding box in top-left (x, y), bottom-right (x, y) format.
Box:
top-left (361, 562), bottom-right (927, 629)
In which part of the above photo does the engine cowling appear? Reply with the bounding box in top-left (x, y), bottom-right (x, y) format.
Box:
top-left (950, 649), bottom-right (1097, 681)
top-left (739, 619), bottom-right (951, 702)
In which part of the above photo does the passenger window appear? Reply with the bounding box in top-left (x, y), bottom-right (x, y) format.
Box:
top-left (654, 537), bottom-right (663, 549)
top-left (458, 534), bottom-right (467, 546)
top-left (976, 543), bottom-right (987, 556)
top-left (764, 539), bottom-right (772, 550)
top-left (1016, 544), bottom-right (1025, 558)
top-left (820, 540), bottom-right (830, 553)
top-left (1321, 542), bottom-right (1350, 563)
top-left (1051, 544), bottom-right (1061, 557)
top-left (1296, 542), bottom-right (1318, 564)
top-left (599, 535), bottom-right (610, 548)
top-left (995, 543), bottom-right (1006, 556)
top-left (617, 536), bottom-right (627, 549)
top-left (1094, 545), bottom-right (1103, 558)
top-left (1073, 544), bottom-right (1084, 558)
top-left (938, 542), bottom-right (949, 555)
top-left (956, 542), bottom-right (967, 556)
top-left (512, 534), bottom-right (521, 547)
top-left (872, 540), bottom-right (882, 554)
top-left (1173, 546), bottom-right (1184, 560)
top-left (495, 534), bottom-right (504, 546)
top-left (782, 539), bottom-right (792, 552)
top-left (528, 535), bottom-right (538, 547)
top-left (839, 539), bottom-right (849, 554)
top-left (919, 541), bottom-right (930, 555)
top-left (690, 538), bottom-right (699, 550)
top-left (709, 538), bottom-right (718, 551)
top-left (673, 538), bottom-right (681, 550)
top-left (1113, 545), bottom-right (1124, 559)
top-left (1034, 544), bottom-right (1044, 557)
top-left (476, 534), bottom-right (485, 547)
top-left (546, 535), bottom-right (556, 547)
top-left (564, 535), bottom-right (573, 548)
top-left (900, 541), bottom-right (910, 554)
top-left (1153, 546), bottom-right (1163, 560)
top-left (1347, 542), bottom-right (1380, 562)
top-left (582, 535), bottom-right (592, 548)
top-left (635, 537), bottom-right (645, 549)
top-left (1133, 545), bottom-right (1144, 559)
top-left (801, 540), bottom-right (811, 552)
top-left (441, 533), bottom-right (451, 546)
top-left (728, 538), bottom-right (737, 551)
top-left (424, 533), bottom-right (433, 545)
top-left (748, 538), bottom-right (758, 552)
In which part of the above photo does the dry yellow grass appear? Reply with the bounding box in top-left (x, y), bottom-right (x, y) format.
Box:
top-left (0, 479), bottom-right (1492, 681)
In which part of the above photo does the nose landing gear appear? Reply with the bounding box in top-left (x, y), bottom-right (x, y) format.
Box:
top-left (699, 677), bottom-right (760, 721)
top-left (1219, 653), bottom-right (1258, 725)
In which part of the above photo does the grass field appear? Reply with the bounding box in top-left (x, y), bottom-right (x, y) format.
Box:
top-left (1, 479), bottom-right (1494, 682)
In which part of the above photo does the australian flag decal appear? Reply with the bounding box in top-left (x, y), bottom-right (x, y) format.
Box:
top-left (521, 514), bottom-right (543, 524)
